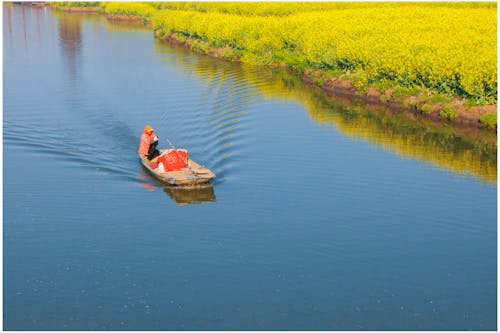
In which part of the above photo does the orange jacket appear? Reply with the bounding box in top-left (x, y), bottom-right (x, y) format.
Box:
top-left (138, 132), bottom-right (155, 155)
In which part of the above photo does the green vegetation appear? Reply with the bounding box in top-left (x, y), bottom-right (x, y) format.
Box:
top-left (100, 2), bottom-right (156, 21)
top-left (52, 2), bottom-right (99, 8)
top-left (480, 113), bottom-right (497, 128)
top-left (439, 105), bottom-right (459, 121)
top-left (421, 104), bottom-right (434, 114)
top-left (429, 94), bottom-right (453, 104)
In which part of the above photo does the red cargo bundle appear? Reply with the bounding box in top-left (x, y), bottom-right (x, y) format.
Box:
top-left (157, 149), bottom-right (188, 172)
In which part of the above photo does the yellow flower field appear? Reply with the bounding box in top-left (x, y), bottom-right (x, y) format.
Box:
top-left (97, 2), bottom-right (497, 103)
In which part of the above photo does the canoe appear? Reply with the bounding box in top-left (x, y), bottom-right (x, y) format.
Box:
top-left (139, 149), bottom-right (216, 186)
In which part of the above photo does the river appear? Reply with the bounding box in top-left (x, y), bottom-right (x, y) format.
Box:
top-left (3, 5), bottom-right (497, 330)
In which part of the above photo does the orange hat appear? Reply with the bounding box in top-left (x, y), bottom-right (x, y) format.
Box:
top-left (144, 125), bottom-right (154, 133)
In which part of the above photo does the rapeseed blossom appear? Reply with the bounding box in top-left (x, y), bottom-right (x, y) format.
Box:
top-left (104, 2), bottom-right (497, 102)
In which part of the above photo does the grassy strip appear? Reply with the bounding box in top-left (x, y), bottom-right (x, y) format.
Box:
top-left (480, 113), bottom-right (497, 128)
top-left (52, 2), bottom-right (100, 8)
top-left (100, 2), bottom-right (156, 23)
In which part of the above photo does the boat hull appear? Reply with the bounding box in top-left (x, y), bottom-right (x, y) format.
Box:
top-left (139, 150), bottom-right (216, 186)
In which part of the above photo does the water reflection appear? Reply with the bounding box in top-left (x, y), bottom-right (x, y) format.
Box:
top-left (163, 185), bottom-right (216, 205)
top-left (273, 71), bottom-right (497, 183)
top-left (4, 3), bottom-right (37, 49)
top-left (104, 19), bottom-right (151, 33)
top-left (307, 89), bottom-right (497, 183)
top-left (5, 3), bottom-right (13, 47)
top-left (154, 42), bottom-right (497, 183)
top-left (55, 11), bottom-right (82, 78)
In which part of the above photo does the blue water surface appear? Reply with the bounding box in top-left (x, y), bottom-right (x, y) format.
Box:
top-left (3, 5), bottom-right (497, 330)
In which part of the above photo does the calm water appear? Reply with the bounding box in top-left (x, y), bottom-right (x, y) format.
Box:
top-left (3, 5), bottom-right (497, 330)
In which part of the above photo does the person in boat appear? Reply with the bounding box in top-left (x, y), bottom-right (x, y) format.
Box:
top-left (139, 125), bottom-right (160, 160)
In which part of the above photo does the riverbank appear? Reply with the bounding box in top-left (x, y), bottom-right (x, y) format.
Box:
top-left (49, 3), bottom-right (100, 13)
top-left (158, 31), bottom-right (496, 131)
top-left (51, 2), bottom-right (497, 131)
top-left (302, 69), bottom-right (497, 129)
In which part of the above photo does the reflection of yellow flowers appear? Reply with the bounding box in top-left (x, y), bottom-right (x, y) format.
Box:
top-left (154, 47), bottom-right (497, 183)
top-left (145, 2), bottom-right (497, 101)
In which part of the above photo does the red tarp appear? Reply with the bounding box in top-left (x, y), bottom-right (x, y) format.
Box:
top-left (157, 149), bottom-right (188, 172)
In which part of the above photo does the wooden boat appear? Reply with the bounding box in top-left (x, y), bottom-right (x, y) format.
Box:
top-left (139, 149), bottom-right (216, 186)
